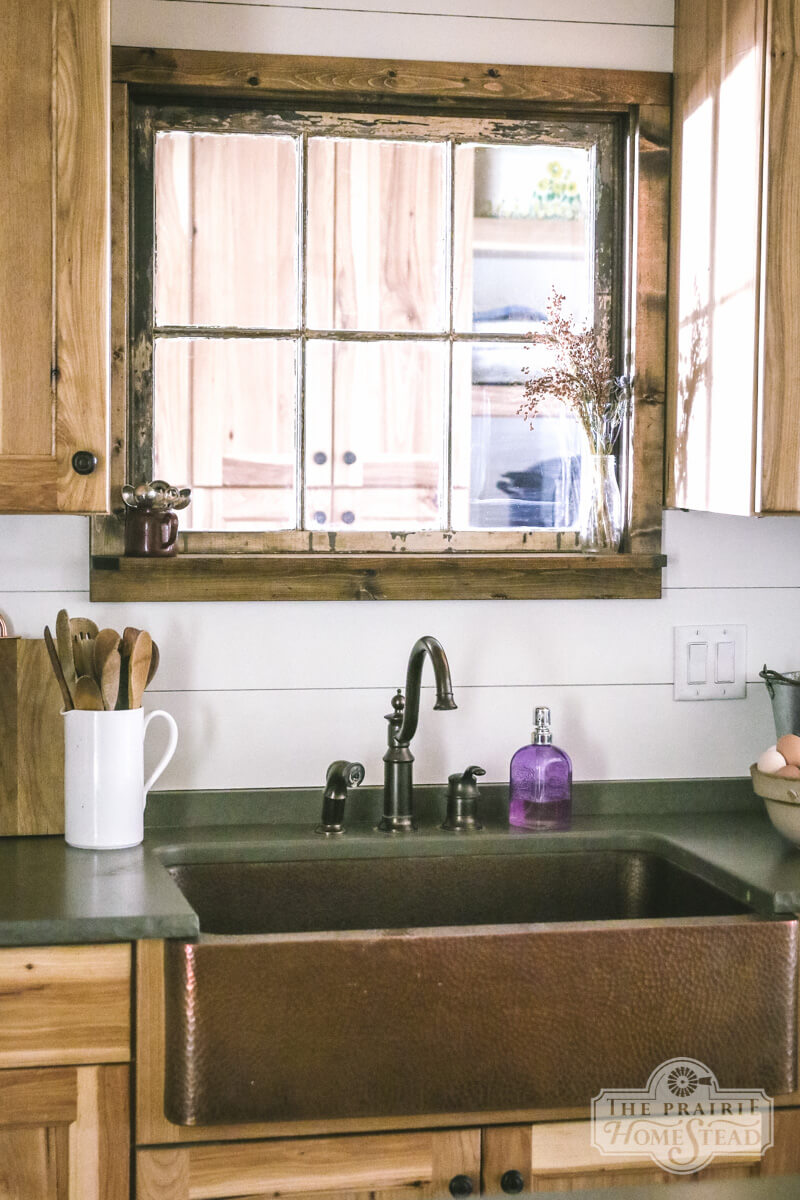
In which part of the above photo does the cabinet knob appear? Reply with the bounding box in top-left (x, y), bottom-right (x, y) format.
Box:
top-left (343, 450), bottom-right (357, 464)
top-left (448, 1176), bottom-right (474, 1197)
top-left (313, 511), bottom-right (327, 525)
top-left (71, 451), bottom-right (98, 476)
top-left (500, 1170), bottom-right (525, 1194)
top-left (341, 510), bottom-right (355, 524)
top-left (313, 451), bottom-right (328, 465)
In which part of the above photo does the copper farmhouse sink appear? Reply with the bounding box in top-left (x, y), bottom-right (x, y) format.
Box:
top-left (163, 850), bottom-right (798, 1126)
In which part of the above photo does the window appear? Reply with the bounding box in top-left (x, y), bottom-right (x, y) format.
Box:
top-left (93, 50), bottom-right (668, 601)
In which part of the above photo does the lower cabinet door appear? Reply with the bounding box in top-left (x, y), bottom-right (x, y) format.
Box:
top-left (482, 1121), bottom-right (766, 1193)
top-left (0, 1064), bottom-right (129, 1200)
top-left (137, 1128), bottom-right (481, 1200)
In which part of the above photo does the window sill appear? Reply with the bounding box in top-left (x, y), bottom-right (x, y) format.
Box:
top-left (89, 552), bottom-right (665, 602)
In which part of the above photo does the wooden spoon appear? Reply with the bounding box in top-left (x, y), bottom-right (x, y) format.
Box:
top-left (44, 625), bottom-right (74, 711)
top-left (94, 628), bottom-right (122, 711)
top-left (55, 608), bottom-right (77, 694)
top-left (73, 675), bottom-right (104, 711)
top-left (128, 631), bottom-right (153, 710)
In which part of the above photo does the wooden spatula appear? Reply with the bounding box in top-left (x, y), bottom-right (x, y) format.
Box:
top-left (74, 675), bottom-right (104, 711)
top-left (55, 608), bottom-right (77, 694)
top-left (44, 625), bottom-right (74, 711)
top-left (94, 628), bottom-right (121, 711)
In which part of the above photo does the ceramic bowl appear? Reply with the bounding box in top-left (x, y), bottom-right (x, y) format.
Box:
top-left (751, 764), bottom-right (800, 847)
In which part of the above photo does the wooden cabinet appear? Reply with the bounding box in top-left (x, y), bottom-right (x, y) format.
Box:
top-left (0, 944), bottom-right (131, 1200)
top-left (667, 0), bottom-right (800, 516)
top-left (138, 1129), bottom-right (481, 1200)
top-left (0, 0), bottom-right (109, 513)
top-left (0, 1065), bottom-right (128, 1199)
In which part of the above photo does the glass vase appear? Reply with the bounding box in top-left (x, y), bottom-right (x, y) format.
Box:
top-left (579, 454), bottom-right (622, 553)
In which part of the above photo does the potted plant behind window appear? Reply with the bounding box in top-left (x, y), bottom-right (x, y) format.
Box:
top-left (520, 289), bottom-right (630, 553)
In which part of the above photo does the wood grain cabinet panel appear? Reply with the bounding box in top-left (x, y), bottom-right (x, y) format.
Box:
top-left (0, 0), bottom-right (109, 514)
top-left (668, 0), bottom-right (800, 515)
top-left (137, 1129), bottom-right (481, 1200)
top-left (0, 945), bottom-right (131, 1068)
top-left (0, 1065), bottom-right (128, 1200)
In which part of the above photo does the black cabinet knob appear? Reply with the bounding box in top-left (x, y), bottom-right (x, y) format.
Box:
top-left (500, 1170), bottom-right (525, 1194)
top-left (449, 1176), bottom-right (474, 1197)
top-left (343, 450), bottom-right (357, 464)
top-left (313, 451), bottom-right (328, 465)
top-left (71, 451), bottom-right (98, 476)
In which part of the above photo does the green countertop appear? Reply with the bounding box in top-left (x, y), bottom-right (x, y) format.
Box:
top-left (2, 780), bottom-right (800, 946)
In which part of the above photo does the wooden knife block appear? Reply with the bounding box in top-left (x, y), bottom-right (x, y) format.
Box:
top-left (0, 639), bottom-right (64, 835)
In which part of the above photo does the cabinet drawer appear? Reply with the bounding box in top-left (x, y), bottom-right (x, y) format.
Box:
top-left (0, 944), bottom-right (131, 1067)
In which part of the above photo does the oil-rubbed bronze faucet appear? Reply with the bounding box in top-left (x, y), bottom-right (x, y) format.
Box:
top-left (380, 635), bottom-right (457, 832)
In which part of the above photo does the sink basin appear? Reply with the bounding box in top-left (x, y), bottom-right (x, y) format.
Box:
top-left (163, 849), bottom-right (798, 1127)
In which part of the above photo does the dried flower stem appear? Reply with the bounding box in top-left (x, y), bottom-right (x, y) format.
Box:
top-left (519, 288), bottom-right (630, 456)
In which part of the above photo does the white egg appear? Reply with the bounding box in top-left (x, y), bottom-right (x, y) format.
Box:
top-left (757, 745), bottom-right (788, 774)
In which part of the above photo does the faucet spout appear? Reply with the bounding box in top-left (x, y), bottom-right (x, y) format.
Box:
top-left (393, 635), bottom-right (457, 747)
top-left (381, 635), bottom-right (456, 833)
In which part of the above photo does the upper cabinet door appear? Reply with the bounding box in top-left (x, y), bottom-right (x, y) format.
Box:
top-left (667, 0), bottom-right (768, 516)
top-left (0, 0), bottom-right (109, 513)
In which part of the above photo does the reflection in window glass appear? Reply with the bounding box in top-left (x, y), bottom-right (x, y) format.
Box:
top-left (154, 338), bottom-right (297, 530)
top-left (452, 344), bottom-right (583, 531)
top-left (154, 131), bottom-right (299, 329)
top-left (454, 143), bottom-right (592, 333)
top-left (305, 341), bottom-right (447, 530)
top-left (307, 137), bottom-right (447, 332)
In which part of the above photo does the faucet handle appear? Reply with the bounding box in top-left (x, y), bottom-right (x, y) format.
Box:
top-left (442, 765), bottom-right (485, 832)
top-left (316, 760), bottom-right (365, 835)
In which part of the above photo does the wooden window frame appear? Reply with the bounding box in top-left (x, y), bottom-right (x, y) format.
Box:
top-left (90, 49), bottom-right (670, 602)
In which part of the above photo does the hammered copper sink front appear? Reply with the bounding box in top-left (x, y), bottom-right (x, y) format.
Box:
top-left (164, 850), bottom-right (798, 1126)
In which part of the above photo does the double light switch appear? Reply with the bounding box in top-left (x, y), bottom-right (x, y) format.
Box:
top-left (674, 625), bottom-right (747, 700)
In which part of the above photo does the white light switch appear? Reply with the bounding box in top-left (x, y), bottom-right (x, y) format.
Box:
top-left (674, 625), bottom-right (747, 700)
top-left (715, 640), bottom-right (736, 684)
top-left (687, 641), bottom-right (708, 684)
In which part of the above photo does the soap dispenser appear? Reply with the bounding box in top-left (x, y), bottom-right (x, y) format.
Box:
top-left (509, 706), bottom-right (572, 831)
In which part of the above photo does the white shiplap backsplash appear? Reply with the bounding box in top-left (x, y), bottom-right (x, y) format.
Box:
top-left (6, 0), bottom-right (793, 792)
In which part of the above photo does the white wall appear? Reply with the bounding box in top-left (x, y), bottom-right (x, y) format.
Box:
top-left (6, 0), bottom-right (797, 793)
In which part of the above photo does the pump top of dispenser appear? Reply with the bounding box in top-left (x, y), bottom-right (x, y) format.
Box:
top-left (532, 706), bottom-right (553, 745)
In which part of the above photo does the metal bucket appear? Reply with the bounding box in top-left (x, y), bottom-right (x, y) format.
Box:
top-left (760, 666), bottom-right (800, 738)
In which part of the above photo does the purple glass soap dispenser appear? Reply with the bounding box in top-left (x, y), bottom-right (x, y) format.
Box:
top-left (509, 706), bottom-right (572, 831)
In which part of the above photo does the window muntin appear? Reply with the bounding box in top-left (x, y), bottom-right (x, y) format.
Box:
top-left (133, 105), bottom-right (623, 541)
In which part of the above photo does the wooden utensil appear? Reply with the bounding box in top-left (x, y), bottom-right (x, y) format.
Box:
top-left (116, 627), bottom-right (141, 711)
top-left (73, 675), bottom-right (104, 711)
top-left (146, 640), bottom-right (160, 688)
top-left (70, 617), bottom-right (99, 679)
top-left (43, 625), bottom-right (74, 711)
top-left (128, 631), bottom-right (153, 710)
top-left (55, 608), bottom-right (77, 693)
top-left (94, 628), bottom-right (122, 711)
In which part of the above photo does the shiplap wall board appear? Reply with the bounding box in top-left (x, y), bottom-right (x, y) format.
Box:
top-left (8, 0), bottom-right (796, 791)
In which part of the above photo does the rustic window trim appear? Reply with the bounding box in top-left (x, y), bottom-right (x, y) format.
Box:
top-left (90, 48), bottom-right (669, 603)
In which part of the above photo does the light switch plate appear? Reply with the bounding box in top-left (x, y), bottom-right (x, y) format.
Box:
top-left (673, 625), bottom-right (747, 700)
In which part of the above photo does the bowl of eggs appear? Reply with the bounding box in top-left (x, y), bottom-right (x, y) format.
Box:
top-left (752, 735), bottom-right (800, 845)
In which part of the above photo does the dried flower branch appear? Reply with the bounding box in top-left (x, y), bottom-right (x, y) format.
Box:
top-left (520, 288), bottom-right (630, 456)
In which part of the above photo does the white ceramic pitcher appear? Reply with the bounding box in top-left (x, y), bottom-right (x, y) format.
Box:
top-left (63, 708), bottom-right (178, 849)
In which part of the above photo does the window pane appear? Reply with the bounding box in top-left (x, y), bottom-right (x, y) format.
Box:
top-left (452, 343), bottom-right (584, 530)
top-left (305, 341), bottom-right (447, 530)
top-left (307, 138), bottom-right (447, 332)
top-left (153, 338), bottom-right (297, 530)
top-left (154, 132), bottom-right (299, 328)
top-left (454, 144), bottom-right (592, 333)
